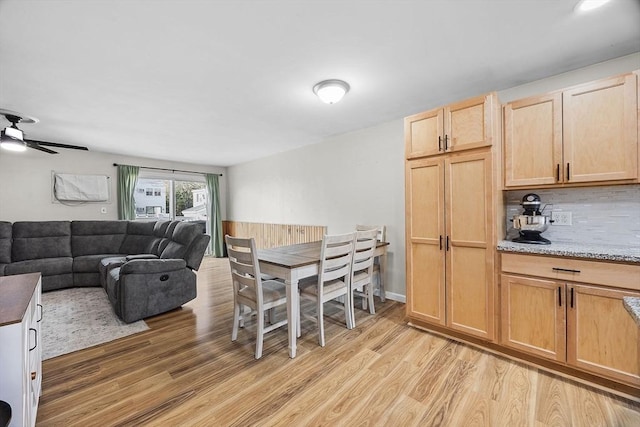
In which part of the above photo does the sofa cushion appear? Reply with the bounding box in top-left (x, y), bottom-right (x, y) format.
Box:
top-left (157, 221), bottom-right (180, 256)
top-left (119, 221), bottom-right (157, 255)
top-left (12, 221), bottom-right (72, 261)
top-left (183, 234), bottom-right (210, 271)
top-left (5, 257), bottom-right (74, 276)
top-left (160, 222), bottom-right (203, 260)
top-left (98, 256), bottom-right (127, 288)
top-left (149, 221), bottom-right (170, 254)
top-left (71, 221), bottom-right (127, 256)
top-left (0, 221), bottom-right (12, 264)
top-left (74, 254), bottom-right (127, 273)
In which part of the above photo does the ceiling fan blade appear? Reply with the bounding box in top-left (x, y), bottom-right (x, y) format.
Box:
top-left (25, 139), bottom-right (89, 151)
top-left (24, 141), bottom-right (58, 154)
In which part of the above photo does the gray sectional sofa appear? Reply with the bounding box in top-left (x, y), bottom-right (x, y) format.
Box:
top-left (0, 220), bottom-right (210, 322)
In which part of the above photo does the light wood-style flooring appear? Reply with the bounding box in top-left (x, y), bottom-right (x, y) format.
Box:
top-left (37, 257), bottom-right (640, 426)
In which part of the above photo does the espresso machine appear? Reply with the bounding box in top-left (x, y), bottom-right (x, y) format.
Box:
top-left (511, 193), bottom-right (553, 244)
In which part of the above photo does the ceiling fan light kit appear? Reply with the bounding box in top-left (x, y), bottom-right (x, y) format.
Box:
top-left (0, 109), bottom-right (89, 154)
top-left (313, 79), bottom-right (350, 104)
top-left (0, 126), bottom-right (27, 152)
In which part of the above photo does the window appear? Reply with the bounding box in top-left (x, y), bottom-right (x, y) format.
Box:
top-left (133, 175), bottom-right (207, 223)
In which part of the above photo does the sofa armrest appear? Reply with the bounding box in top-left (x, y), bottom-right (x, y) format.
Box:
top-left (125, 254), bottom-right (159, 261)
top-left (120, 258), bottom-right (186, 275)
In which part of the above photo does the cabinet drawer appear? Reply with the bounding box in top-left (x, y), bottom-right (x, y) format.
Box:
top-left (501, 253), bottom-right (640, 291)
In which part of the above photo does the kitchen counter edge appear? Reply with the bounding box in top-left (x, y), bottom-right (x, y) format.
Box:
top-left (497, 240), bottom-right (640, 264)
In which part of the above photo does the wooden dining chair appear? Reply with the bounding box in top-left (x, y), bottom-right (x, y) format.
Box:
top-left (356, 224), bottom-right (386, 301)
top-left (298, 232), bottom-right (356, 347)
top-left (225, 235), bottom-right (288, 359)
top-left (350, 228), bottom-right (379, 327)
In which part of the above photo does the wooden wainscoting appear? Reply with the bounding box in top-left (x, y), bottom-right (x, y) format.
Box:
top-left (222, 221), bottom-right (326, 249)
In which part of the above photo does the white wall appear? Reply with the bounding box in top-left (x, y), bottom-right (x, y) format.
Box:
top-left (0, 149), bottom-right (227, 222)
top-left (227, 52), bottom-right (640, 301)
top-left (227, 119), bottom-right (407, 300)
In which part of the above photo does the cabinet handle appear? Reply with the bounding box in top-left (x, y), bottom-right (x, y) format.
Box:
top-left (570, 287), bottom-right (575, 308)
top-left (444, 134), bottom-right (449, 151)
top-left (558, 287), bottom-right (562, 307)
top-left (438, 136), bottom-right (442, 151)
top-left (556, 164), bottom-right (560, 182)
top-left (566, 163), bottom-right (570, 181)
top-left (446, 236), bottom-right (450, 251)
top-left (439, 235), bottom-right (443, 250)
top-left (552, 267), bottom-right (581, 273)
top-left (29, 327), bottom-right (37, 351)
top-left (37, 303), bottom-right (43, 322)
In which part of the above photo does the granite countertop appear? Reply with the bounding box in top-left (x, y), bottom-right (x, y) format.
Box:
top-left (497, 240), bottom-right (640, 264)
top-left (623, 297), bottom-right (640, 327)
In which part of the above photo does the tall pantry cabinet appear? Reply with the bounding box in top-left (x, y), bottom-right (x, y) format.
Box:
top-left (405, 93), bottom-right (503, 341)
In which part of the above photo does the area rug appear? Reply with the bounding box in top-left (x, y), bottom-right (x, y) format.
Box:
top-left (41, 287), bottom-right (149, 360)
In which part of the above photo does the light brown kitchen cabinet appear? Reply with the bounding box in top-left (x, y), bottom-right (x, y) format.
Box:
top-left (445, 151), bottom-right (496, 339)
top-left (405, 158), bottom-right (445, 325)
top-left (503, 92), bottom-right (562, 187)
top-left (405, 93), bottom-right (501, 341)
top-left (405, 93), bottom-right (496, 159)
top-left (567, 284), bottom-right (639, 385)
top-left (503, 72), bottom-right (638, 188)
top-left (501, 273), bottom-right (566, 362)
top-left (501, 253), bottom-right (640, 388)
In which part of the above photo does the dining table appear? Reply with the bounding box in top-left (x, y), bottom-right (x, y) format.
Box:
top-left (257, 239), bottom-right (389, 358)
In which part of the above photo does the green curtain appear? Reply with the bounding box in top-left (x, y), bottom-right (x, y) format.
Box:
top-left (117, 165), bottom-right (140, 220)
top-left (206, 173), bottom-right (224, 257)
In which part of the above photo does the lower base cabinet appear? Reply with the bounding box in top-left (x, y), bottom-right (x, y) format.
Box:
top-left (501, 254), bottom-right (640, 388)
top-left (0, 274), bottom-right (42, 427)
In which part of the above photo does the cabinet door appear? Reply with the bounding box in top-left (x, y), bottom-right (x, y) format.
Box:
top-left (405, 158), bottom-right (446, 324)
top-left (445, 93), bottom-right (495, 153)
top-left (567, 284), bottom-right (640, 386)
top-left (503, 92), bottom-right (563, 187)
top-left (563, 73), bottom-right (638, 183)
top-left (500, 274), bottom-right (566, 362)
top-left (405, 108), bottom-right (444, 159)
top-left (445, 151), bottom-right (494, 339)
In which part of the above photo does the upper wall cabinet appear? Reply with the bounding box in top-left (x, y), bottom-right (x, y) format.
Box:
top-left (503, 73), bottom-right (638, 188)
top-left (405, 93), bottom-right (498, 159)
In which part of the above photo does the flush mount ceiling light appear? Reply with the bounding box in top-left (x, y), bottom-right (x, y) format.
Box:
top-left (574, 0), bottom-right (611, 12)
top-left (313, 79), bottom-right (350, 104)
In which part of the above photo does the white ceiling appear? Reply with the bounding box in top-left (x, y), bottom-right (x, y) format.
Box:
top-left (0, 0), bottom-right (639, 166)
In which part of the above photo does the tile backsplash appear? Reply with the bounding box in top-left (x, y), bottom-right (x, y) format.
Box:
top-left (504, 184), bottom-right (640, 247)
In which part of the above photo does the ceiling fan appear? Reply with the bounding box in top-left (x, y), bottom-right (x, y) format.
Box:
top-left (0, 108), bottom-right (89, 154)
